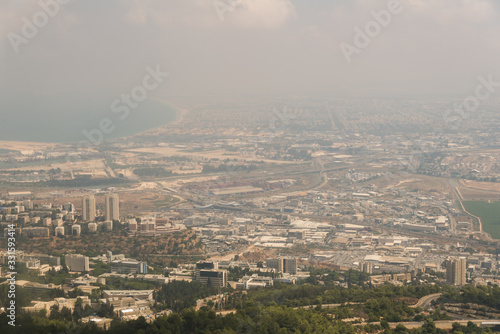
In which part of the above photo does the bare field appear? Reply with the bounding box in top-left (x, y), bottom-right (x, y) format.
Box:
top-left (0, 140), bottom-right (63, 152)
top-left (460, 180), bottom-right (500, 192)
top-left (126, 147), bottom-right (294, 164)
top-left (457, 188), bottom-right (500, 201)
top-left (378, 174), bottom-right (451, 195)
top-left (44, 190), bottom-right (184, 215)
top-left (2, 158), bottom-right (108, 174)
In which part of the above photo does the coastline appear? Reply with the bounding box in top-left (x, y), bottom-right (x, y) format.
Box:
top-left (0, 99), bottom-right (186, 150)
top-left (172, 108), bottom-right (188, 125)
top-left (146, 97), bottom-right (188, 126)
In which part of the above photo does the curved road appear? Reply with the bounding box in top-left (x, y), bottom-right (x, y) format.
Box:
top-left (410, 293), bottom-right (442, 309)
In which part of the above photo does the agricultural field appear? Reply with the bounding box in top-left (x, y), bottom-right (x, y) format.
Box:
top-left (462, 201), bottom-right (500, 239)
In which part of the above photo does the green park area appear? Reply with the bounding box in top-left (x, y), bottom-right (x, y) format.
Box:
top-left (463, 201), bottom-right (500, 239)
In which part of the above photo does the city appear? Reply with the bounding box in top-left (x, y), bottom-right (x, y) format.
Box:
top-left (1, 97), bottom-right (499, 332)
top-left (1, 1), bottom-right (500, 333)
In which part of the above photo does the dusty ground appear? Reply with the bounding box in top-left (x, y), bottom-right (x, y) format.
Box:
top-left (0, 141), bottom-right (63, 152)
top-left (372, 174), bottom-right (451, 196)
top-left (34, 190), bottom-right (183, 216)
top-left (457, 188), bottom-right (500, 201)
top-left (461, 180), bottom-right (500, 192)
top-left (126, 147), bottom-right (294, 164)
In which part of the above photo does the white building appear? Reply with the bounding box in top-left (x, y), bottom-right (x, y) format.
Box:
top-left (88, 222), bottom-right (98, 233)
top-left (104, 220), bottom-right (113, 231)
top-left (55, 226), bottom-right (65, 236)
top-left (72, 224), bottom-right (81, 236)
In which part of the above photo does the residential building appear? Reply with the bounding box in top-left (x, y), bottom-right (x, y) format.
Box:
top-left (105, 193), bottom-right (119, 221)
top-left (82, 195), bottom-right (96, 221)
top-left (446, 257), bottom-right (467, 286)
top-left (72, 224), bottom-right (81, 236)
top-left (359, 261), bottom-right (373, 274)
top-left (55, 226), bottom-right (65, 236)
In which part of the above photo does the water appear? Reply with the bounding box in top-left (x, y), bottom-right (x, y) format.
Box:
top-left (0, 95), bottom-right (178, 143)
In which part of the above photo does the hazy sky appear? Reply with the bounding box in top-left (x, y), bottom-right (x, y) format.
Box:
top-left (1, 0), bottom-right (500, 99)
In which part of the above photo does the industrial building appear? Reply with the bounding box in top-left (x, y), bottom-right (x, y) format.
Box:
top-left (111, 259), bottom-right (148, 274)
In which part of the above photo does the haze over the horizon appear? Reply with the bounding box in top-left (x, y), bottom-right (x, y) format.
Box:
top-left (1, 0), bottom-right (499, 101)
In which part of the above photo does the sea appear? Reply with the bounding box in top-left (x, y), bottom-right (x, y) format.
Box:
top-left (0, 95), bottom-right (178, 143)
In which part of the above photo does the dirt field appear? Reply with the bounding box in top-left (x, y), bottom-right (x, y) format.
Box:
top-left (461, 180), bottom-right (500, 192)
top-left (375, 174), bottom-right (452, 196)
top-left (126, 147), bottom-right (294, 164)
top-left (34, 190), bottom-right (185, 216)
top-left (457, 188), bottom-right (500, 201)
top-left (0, 140), bottom-right (62, 152)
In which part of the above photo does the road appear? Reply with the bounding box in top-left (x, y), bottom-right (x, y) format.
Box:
top-left (209, 243), bottom-right (256, 262)
top-left (382, 319), bottom-right (500, 330)
top-left (217, 203), bottom-right (490, 248)
top-left (410, 293), bottom-right (442, 309)
top-left (215, 293), bottom-right (442, 316)
top-left (155, 165), bottom-right (495, 248)
top-left (215, 309), bottom-right (498, 331)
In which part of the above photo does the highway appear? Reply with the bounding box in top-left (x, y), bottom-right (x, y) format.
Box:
top-left (410, 293), bottom-right (442, 309)
top-left (213, 203), bottom-right (492, 248)
top-left (157, 164), bottom-right (497, 249)
top-left (213, 293), bottom-right (445, 317)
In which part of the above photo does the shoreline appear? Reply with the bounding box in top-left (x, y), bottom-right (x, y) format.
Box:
top-left (172, 108), bottom-right (188, 125)
top-left (0, 101), bottom-right (187, 151)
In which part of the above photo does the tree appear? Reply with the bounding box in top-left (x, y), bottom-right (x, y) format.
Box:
top-left (395, 324), bottom-right (409, 334)
top-left (422, 318), bottom-right (439, 334)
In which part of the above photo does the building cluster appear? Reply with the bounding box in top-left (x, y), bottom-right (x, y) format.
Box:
top-left (83, 193), bottom-right (119, 221)
top-left (0, 193), bottom-right (120, 238)
top-left (127, 216), bottom-right (186, 236)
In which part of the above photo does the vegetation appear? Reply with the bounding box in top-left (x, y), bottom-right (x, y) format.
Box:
top-left (102, 277), bottom-right (159, 291)
top-left (38, 177), bottom-right (130, 188)
top-left (1, 308), bottom-right (494, 334)
top-left (0, 230), bottom-right (204, 261)
top-left (2, 277), bottom-right (498, 333)
top-left (232, 282), bottom-right (441, 309)
top-left (462, 201), bottom-right (500, 239)
top-left (13, 264), bottom-right (74, 285)
top-left (0, 306), bottom-right (358, 334)
top-left (450, 321), bottom-right (494, 334)
top-left (151, 196), bottom-right (181, 209)
top-left (92, 261), bottom-right (112, 277)
top-left (202, 164), bottom-right (257, 173)
top-left (133, 167), bottom-right (174, 178)
top-left (437, 285), bottom-right (500, 311)
top-left (0, 285), bottom-right (65, 309)
top-left (156, 281), bottom-right (220, 312)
